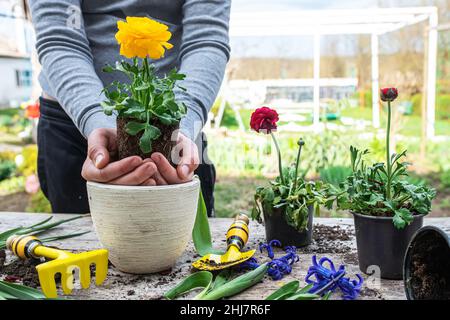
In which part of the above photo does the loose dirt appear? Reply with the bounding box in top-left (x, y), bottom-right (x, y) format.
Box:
top-left (407, 231), bottom-right (450, 299)
top-left (0, 254), bottom-right (41, 288)
top-left (298, 224), bottom-right (354, 254)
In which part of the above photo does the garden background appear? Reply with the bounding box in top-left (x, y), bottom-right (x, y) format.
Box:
top-left (0, 0), bottom-right (449, 217)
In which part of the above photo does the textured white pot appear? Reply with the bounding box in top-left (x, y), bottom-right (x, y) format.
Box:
top-left (86, 178), bottom-right (200, 274)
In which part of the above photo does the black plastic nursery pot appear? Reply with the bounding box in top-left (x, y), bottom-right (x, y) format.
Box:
top-left (352, 212), bottom-right (424, 280)
top-left (404, 226), bottom-right (450, 300)
top-left (263, 206), bottom-right (313, 247)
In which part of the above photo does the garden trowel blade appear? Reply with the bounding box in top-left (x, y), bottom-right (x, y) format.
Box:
top-left (192, 249), bottom-right (256, 271)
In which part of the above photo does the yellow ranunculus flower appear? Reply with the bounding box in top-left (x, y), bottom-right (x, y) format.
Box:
top-left (115, 16), bottom-right (173, 60)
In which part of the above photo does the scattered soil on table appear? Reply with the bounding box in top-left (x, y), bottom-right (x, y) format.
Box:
top-left (407, 231), bottom-right (450, 300)
top-left (343, 251), bottom-right (359, 265)
top-left (0, 257), bottom-right (41, 288)
top-left (360, 287), bottom-right (384, 300)
top-left (299, 224), bottom-right (353, 254)
top-left (0, 250), bottom-right (5, 268)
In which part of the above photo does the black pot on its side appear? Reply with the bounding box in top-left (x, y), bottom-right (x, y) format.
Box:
top-left (263, 206), bottom-right (313, 247)
top-left (353, 212), bottom-right (423, 280)
top-left (404, 226), bottom-right (450, 300)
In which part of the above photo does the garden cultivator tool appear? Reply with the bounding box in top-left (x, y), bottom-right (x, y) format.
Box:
top-left (192, 214), bottom-right (255, 271)
top-left (6, 235), bottom-right (108, 298)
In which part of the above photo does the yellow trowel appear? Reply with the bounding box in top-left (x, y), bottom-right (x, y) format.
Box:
top-left (192, 214), bottom-right (255, 271)
top-left (7, 235), bottom-right (108, 298)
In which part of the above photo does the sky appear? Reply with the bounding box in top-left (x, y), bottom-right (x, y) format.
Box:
top-left (231, 0), bottom-right (378, 11)
top-left (0, 0), bottom-right (443, 58)
top-left (230, 0), bottom-right (374, 58)
top-left (229, 0), bottom-right (440, 58)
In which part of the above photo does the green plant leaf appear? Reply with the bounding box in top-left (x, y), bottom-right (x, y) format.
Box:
top-left (39, 231), bottom-right (90, 243)
top-left (210, 270), bottom-right (232, 291)
top-left (0, 280), bottom-right (47, 300)
top-left (126, 121), bottom-right (147, 136)
top-left (265, 280), bottom-right (299, 300)
top-left (192, 190), bottom-right (222, 256)
top-left (322, 291), bottom-right (332, 300)
top-left (21, 215), bottom-right (84, 235)
top-left (200, 264), bottom-right (268, 300)
top-left (156, 113), bottom-right (173, 125)
top-left (102, 65), bottom-right (115, 73)
top-left (164, 271), bottom-right (213, 300)
top-left (286, 292), bottom-right (320, 300)
top-left (139, 125), bottom-right (161, 154)
top-left (0, 215), bottom-right (86, 250)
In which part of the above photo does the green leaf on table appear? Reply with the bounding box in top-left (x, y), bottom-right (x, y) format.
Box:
top-left (0, 280), bottom-right (47, 300)
top-left (265, 280), bottom-right (299, 300)
top-left (192, 190), bottom-right (222, 256)
top-left (286, 293), bottom-right (320, 300)
top-left (164, 271), bottom-right (213, 300)
top-left (322, 291), bottom-right (332, 300)
top-left (200, 264), bottom-right (268, 300)
top-left (0, 215), bottom-right (86, 250)
top-left (210, 270), bottom-right (232, 291)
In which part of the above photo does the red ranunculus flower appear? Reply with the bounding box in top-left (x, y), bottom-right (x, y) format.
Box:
top-left (25, 101), bottom-right (40, 119)
top-left (250, 107), bottom-right (279, 134)
top-left (380, 87), bottom-right (398, 102)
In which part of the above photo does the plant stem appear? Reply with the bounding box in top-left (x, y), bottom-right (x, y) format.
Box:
top-left (386, 101), bottom-right (392, 201)
top-left (270, 132), bottom-right (285, 185)
top-left (292, 140), bottom-right (304, 192)
top-left (312, 271), bottom-right (346, 296)
top-left (143, 57), bottom-right (150, 107)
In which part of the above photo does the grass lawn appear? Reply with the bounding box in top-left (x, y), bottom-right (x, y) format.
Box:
top-left (214, 173), bottom-right (266, 218)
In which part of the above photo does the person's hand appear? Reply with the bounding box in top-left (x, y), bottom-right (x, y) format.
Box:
top-left (81, 128), bottom-right (158, 186)
top-left (150, 133), bottom-right (199, 185)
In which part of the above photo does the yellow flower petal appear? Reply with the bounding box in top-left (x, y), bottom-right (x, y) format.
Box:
top-left (115, 16), bottom-right (173, 59)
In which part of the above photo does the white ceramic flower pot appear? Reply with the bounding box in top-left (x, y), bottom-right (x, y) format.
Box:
top-left (86, 178), bottom-right (200, 274)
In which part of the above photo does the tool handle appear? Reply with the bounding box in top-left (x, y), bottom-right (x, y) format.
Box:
top-left (7, 235), bottom-right (42, 259)
top-left (7, 235), bottom-right (68, 260)
top-left (226, 214), bottom-right (250, 251)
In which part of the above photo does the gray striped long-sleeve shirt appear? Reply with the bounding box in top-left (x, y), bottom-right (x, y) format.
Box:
top-left (28, 0), bottom-right (231, 140)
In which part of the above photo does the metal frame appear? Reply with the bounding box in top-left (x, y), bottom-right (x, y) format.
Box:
top-left (229, 7), bottom-right (439, 138)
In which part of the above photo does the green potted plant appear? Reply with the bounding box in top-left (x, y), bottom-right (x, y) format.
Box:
top-left (86, 16), bottom-right (200, 274)
top-left (250, 107), bottom-right (332, 247)
top-left (336, 88), bottom-right (436, 279)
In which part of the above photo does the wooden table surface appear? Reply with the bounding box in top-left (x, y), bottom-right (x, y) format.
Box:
top-left (1, 212), bottom-right (449, 300)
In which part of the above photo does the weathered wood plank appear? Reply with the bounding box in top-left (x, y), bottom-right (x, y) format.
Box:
top-left (1, 212), bottom-right (449, 300)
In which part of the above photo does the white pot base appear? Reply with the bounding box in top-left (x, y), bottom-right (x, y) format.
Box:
top-left (87, 178), bottom-right (200, 274)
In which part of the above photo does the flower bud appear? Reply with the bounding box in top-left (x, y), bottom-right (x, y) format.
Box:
top-left (380, 87), bottom-right (398, 102)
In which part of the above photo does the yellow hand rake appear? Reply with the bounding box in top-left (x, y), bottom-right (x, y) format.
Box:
top-left (192, 214), bottom-right (255, 271)
top-left (7, 235), bottom-right (108, 298)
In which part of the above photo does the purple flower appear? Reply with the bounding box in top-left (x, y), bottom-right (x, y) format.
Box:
top-left (239, 240), bottom-right (299, 280)
top-left (305, 255), bottom-right (363, 300)
top-left (259, 240), bottom-right (281, 259)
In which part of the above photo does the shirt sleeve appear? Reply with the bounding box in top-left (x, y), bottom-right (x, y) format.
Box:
top-left (28, 0), bottom-right (115, 138)
top-left (176, 0), bottom-right (231, 141)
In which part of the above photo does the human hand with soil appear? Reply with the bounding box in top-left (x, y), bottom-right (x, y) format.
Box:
top-left (150, 133), bottom-right (199, 185)
top-left (81, 128), bottom-right (158, 186)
